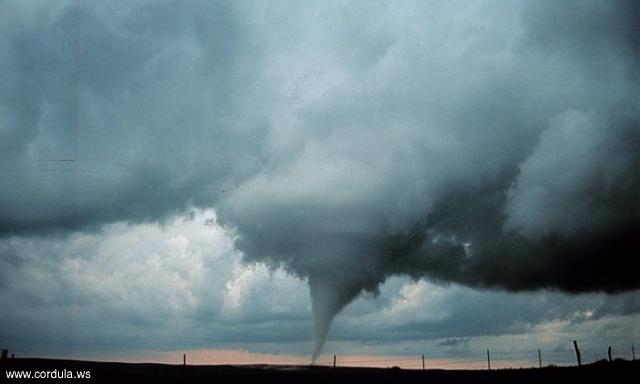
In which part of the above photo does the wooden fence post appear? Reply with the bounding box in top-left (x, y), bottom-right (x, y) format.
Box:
top-left (573, 340), bottom-right (582, 366)
top-left (538, 349), bottom-right (542, 368)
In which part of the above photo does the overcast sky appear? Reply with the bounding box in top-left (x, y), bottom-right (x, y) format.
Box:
top-left (1, 0), bottom-right (638, 367)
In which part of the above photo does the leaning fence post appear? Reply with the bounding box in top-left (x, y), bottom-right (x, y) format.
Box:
top-left (608, 346), bottom-right (612, 362)
top-left (573, 340), bottom-right (582, 366)
top-left (487, 349), bottom-right (491, 371)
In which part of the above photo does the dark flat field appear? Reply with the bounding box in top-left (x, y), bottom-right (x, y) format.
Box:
top-left (2, 358), bottom-right (638, 383)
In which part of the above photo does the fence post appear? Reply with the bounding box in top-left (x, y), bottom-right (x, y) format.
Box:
top-left (538, 349), bottom-right (542, 368)
top-left (333, 354), bottom-right (336, 368)
top-left (183, 353), bottom-right (186, 366)
top-left (607, 346), bottom-right (612, 362)
top-left (487, 349), bottom-right (491, 371)
top-left (422, 354), bottom-right (425, 371)
top-left (573, 340), bottom-right (582, 366)
top-left (633, 344), bottom-right (636, 361)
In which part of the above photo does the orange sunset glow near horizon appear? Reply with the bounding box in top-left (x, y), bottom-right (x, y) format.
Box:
top-left (74, 349), bottom-right (546, 371)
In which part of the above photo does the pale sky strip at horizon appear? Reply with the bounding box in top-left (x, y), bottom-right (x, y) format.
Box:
top-left (31, 348), bottom-right (591, 370)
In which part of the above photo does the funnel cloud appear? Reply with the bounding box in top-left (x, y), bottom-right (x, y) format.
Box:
top-left (1, 0), bottom-right (638, 359)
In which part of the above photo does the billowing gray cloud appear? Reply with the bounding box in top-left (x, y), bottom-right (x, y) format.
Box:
top-left (0, 0), bottom-right (264, 233)
top-left (1, 0), bottom-right (638, 360)
top-left (215, 0), bottom-right (639, 357)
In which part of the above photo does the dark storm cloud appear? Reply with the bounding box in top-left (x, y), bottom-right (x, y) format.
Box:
top-left (0, 0), bottom-right (264, 234)
top-left (1, 0), bottom-right (638, 359)
top-left (214, 0), bottom-right (639, 357)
